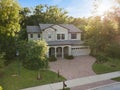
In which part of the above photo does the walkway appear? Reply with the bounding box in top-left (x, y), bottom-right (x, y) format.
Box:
top-left (21, 71), bottom-right (120, 90)
top-left (89, 82), bottom-right (120, 90)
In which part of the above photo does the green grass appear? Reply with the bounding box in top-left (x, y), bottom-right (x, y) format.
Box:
top-left (92, 58), bottom-right (120, 81)
top-left (0, 61), bottom-right (66, 90)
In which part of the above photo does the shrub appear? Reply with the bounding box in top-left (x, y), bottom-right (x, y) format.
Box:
top-left (105, 44), bottom-right (120, 58)
top-left (23, 57), bottom-right (48, 70)
top-left (64, 55), bottom-right (74, 60)
top-left (95, 53), bottom-right (108, 63)
top-left (0, 86), bottom-right (2, 90)
top-left (48, 55), bottom-right (57, 62)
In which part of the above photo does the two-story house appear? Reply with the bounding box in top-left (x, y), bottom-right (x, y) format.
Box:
top-left (27, 24), bottom-right (90, 58)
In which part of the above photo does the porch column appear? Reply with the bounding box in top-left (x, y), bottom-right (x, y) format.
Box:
top-left (55, 47), bottom-right (57, 57)
top-left (47, 47), bottom-right (49, 57)
top-left (62, 46), bottom-right (64, 58)
top-left (69, 46), bottom-right (71, 55)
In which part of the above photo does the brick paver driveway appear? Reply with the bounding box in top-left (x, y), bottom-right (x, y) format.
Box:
top-left (49, 56), bottom-right (115, 90)
top-left (49, 56), bottom-right (96, 79)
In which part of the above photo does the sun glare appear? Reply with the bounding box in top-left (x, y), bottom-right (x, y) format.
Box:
top-left (96, 0), bottom-right (115, 16)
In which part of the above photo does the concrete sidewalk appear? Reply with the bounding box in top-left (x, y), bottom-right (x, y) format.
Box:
top-left (22, 71), bottom-right (120, 90)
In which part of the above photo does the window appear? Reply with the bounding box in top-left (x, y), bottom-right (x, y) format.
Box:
top-left (30, 34), bottom-right (33, 38)
top-left (57, 34), bottom-right (60, 40)
top-left (48, 34), bottom-right (51, 38)
top-left (57, 34), bottom-right (65, 40)
top-left (71, 33), bottom-right (77, 39)
top-left (62, 34), bottom-right (65, 39)
top-left (38, 34), bottom-right (40, 38)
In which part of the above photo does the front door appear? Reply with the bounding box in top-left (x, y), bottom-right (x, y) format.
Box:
top-left (57, 47), bottom-right (62, 57)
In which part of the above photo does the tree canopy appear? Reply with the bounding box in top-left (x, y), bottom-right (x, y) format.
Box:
top-left (0, 0), bottom-right (21, 36)
top-left (22, 40), bottom-right (48, 70)
top-left (20, 4), bottom-right (70, 28)
top-left (0, 0), bottom-right (21, 60)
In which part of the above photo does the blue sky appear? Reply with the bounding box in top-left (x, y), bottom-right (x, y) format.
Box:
top-left (18, 0), bottom-right (117, 18)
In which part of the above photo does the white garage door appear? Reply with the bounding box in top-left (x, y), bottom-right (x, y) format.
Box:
top-left (71, 47), bottom-right (90, 56)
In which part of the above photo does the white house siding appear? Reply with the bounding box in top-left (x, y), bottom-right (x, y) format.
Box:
top-left (28, 33), bottom-right (41, 40)
top-left (68, 33), bottom-right (81, 40)
top-left (77, 33), bottom-right (81, 40)
top-left (71, 46), bottom-right (90, 56)
top-left (42, 28), bottom-right (56, 41)
top-left (52, 25), bottom-right (68, 40)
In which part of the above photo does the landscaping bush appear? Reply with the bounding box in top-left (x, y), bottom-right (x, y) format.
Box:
top-left (95, 53), bottom-right (108, 63)
top-left (105, 44), bottom-right (120, 58)
top-left (64, 55), bottom-right (74, 60)
top-left (0, 86), bottom-right (2, 90)
top-left (23, 57), bottom-right (48, 70)
top-left (48, 55), bottom-right (57, 62)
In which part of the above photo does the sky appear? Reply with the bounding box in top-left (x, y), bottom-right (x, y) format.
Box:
top-left (18, 0), bottom-right (118, 18)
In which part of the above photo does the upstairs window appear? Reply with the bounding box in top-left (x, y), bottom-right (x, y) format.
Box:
top-left (57, 34), bottom-right (60, 40)
top-left (48, 34), bottom-right (51, 38)
top-left (62, 34), bottom-right (65, 39)
top-left (30, 34), bottom-right (33, 38)
top-left (38, 34), bottom-right (40, 38)
top-left (71, 33), bottom-right (77, 39)
top-left (57, 34), bottom-right (65, 40)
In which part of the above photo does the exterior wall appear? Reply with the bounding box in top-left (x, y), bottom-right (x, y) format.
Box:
top-left (42, 28), bottom-right (56, 41)
top-left (42, 25), bottom-right (69, 41)
top-left (77, 33), bottom-right (81, 40)
top-left (28, 25), bottom-right (81, 41)
top-left (68, 33), bottom-right (81, 40)
top-left (52, 25), bottom-right (68, 40)
top-left (28, 33), bottom-right (41, 40)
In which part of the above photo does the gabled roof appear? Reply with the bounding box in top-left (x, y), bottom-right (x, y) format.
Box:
top-left (47, 40), bottom-right (84, 46)
top-left (27, 24), bottom-right (82, 33)
top-left (27, 26), bottom-right (40, 33)
top-left (59, 24), bottom-right (82, 33)
top-left (39, 24), bottom-right (53, 30)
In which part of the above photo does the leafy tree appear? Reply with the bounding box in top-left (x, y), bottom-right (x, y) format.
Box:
top-left (70, 18), bottom-right (87, 30)
top-left (0, 0), bottom-right (21, 36)
top-left (23, 40), bottom-right (48, 70)
top-left (16, 40), bottom-right (28, 61)
top-left (18, 29), bottom-right (28, 40)
top-left (0, 53), bottom-right (5, 68)
top-left (25, 4), bottom-right (69, 25)
top-left (105, 43), bottom-right (120, 58)
top-left (20, 7), bottom-right (31, 28)
top-left (0, 0), bottom-right (21, 60)
top-left (84, 16), bottom-right (116, 55)
top-left (105, 7), bottom-right (120, 34)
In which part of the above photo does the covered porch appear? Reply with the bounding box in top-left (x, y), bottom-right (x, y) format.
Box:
top-left (48, 45), bottom-right (71, 58)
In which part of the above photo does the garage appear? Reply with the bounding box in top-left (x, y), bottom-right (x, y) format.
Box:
top-left (71, 46), bottom-right (90, 56)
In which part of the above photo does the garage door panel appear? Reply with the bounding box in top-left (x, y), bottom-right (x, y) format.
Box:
top-left (72, 49), bottom-right (90, 56)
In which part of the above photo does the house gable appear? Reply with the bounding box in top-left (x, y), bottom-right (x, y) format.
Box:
top-left (42, 28), bottom-right (56, 41)
top-left (52, 25), bottom-right (68, 33)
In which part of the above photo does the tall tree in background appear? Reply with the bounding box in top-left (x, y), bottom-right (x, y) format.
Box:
top-left (25, 4), bottom-right (69, 25)
top-left (0, 0), bottom-right (21, 60)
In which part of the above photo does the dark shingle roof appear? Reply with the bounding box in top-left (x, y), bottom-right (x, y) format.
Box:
top-left (39, 24), bottom-right (53, 30)
top-left (27, 24), bottom-right (82, 33)
top-left (27, 26), bottom-right (40, 33)
top-left (47, 40), bottom-right (84, 46)
top-left (59, 24), bottom-right (82, 32)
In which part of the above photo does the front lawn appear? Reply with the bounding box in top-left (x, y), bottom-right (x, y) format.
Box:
top-left (92, 58), bottom-right (120, 81)
top-left (0, 61), bottom-right (66, 90)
